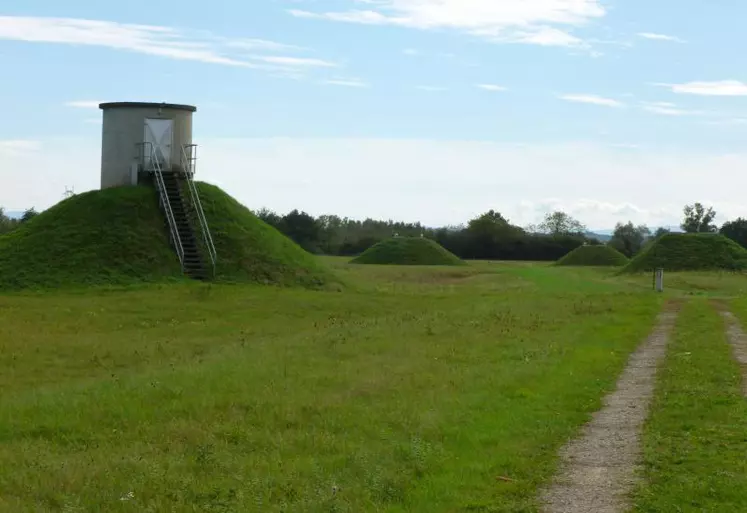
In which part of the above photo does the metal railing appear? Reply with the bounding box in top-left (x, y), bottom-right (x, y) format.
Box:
top-left (181, 144), bottom-right (217, 276)
top-left (140, 142), bottom-right (185, 270)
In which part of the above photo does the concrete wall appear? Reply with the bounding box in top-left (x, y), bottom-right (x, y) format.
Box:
top-left (100, 106), bottom-right (193, 189)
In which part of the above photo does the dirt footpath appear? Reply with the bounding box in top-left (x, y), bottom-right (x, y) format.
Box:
top-left (539, 302), bottom-right (680, 513)
top-left (714, 303), bottom-right (747, 397)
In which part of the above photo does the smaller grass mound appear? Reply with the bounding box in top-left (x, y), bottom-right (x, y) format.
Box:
top-left (351, 237), bottom-right (464, 266)
top-left (622, 233), bottom-right (747, 273)
top-left (556, 244), bottom-right (630, 267)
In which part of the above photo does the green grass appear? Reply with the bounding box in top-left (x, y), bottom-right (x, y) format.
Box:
top-left (0, 262), bottom-right (662, 512)
top-left (632, 298), bottom-right (747, 512)
top-left (194, 182), bottom-right (337, 288)
top-left (555, 244), bottom-right (629, 267)
top-left (351, 237), bottom-right (465, 266)
top-left (622, 233), bottom-right (747, 273)
top-left (0, 184), bottom-right (337, 291)
top-left (0, 187), bottom-right (182, 290)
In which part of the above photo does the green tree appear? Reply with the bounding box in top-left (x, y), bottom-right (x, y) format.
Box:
top-left (681, 203), bottom-right (717, 233)
top-left (254, 207), bottom-right (282, 229)
top-left (0, 207), bottom-right (18, 235)
top-left (280, 209), bottom-right (322, 254)
top-left (609, 221), bottom-right (651, 257)
top-left (464, 210), bottom-right (524, 259)
top-left (317, 215), bottom-right (344, 254)
top-left (652, 227), bottom-right (671, 239)
top-left (538, 211), bottom-right (586, 236)
top-left (21, 208), bottom-right (39, 223)
top-left (721, 218), bottom-right (747, 249)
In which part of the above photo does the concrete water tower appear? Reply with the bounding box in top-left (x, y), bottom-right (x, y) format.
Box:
top-left (98, 102), bottom-right (197, 189)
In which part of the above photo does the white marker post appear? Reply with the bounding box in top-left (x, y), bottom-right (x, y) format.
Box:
top-left (654, 268), bottom-right (664, 292)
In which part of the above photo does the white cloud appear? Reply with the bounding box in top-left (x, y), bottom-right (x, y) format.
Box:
top-left (641, 101), bottom-right (704, 116)
top-left (476, 84), bottom-right (507, 92)
top-left (489, 25), bottom-right (583, 47)
top-left (323, 78), bottom-right (370, 87)
top-left (65, 100), bottom-right (106, 109)
top-left (637, 32), bottom-right (685, 43)
top-left (225, 39), bottom-right (306, 52)
top-left (0, 16), bottom-right (334, 75)
top-left (7, 137), bottom-right (747, 228)
top-left (249, 55), bottom-right (336, 67)
top-left (657, 80), bottom-right (747, 96)
top-left (707, 118), bottom-right (747, 126)
top-left (288, 0), bottom-right (605, 47)
top-left (0, 140), bottom-right (41, 156)
top-left (558, 94), bottom-right (624, 108)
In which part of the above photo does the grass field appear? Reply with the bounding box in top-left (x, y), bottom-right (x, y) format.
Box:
top-left (633, 299), bottom-right (747, 512)
top-left (1, 260), bottom-right (746, 512)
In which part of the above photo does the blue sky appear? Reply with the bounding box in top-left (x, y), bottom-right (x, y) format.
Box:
top-left (3, 0), bottom-right (747, 229)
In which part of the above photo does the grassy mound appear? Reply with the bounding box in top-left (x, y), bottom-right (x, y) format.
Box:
top-left (556, 244), bottom-right (629, 267)
top-left (351, 236), bottom-right (464, 266)
top-left (622, 233), bottom-right (747, 273)
top-left (0, 184), bottom-right (335, 290)
top-left (193, 182), bottom-right (335, 288)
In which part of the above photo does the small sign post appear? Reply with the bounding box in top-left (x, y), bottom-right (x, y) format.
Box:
top-left (654, 268), bottom-right (664, 292)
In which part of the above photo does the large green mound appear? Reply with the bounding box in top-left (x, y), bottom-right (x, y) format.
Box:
top-left (622, 233), bottom-right (747, 273)
top-left (194, 182), bottom-right (334, 287)
top-left (0, 183), bottom-right (335, 290)
top-left (351, 236), bottom-right (464, 266)
top-left (555, 244), bottom-right (629, 267)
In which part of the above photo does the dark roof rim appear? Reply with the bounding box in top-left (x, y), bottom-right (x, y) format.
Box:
top-left (99, 102), bottom-right (197, 112)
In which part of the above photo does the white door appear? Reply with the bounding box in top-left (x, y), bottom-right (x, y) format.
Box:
top-left (144, 118), bottom-right (173, 170)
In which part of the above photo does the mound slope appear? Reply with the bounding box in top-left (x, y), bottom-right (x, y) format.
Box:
top-left (0, 184), bottom-right (335, 290)
top-left (193, 182), bottom-right (334, 287)
top-left (351, 237), bottom-right (464, 266)
top-left (556, 244), bottom-right (629, 267)
top-left (622, 233), bottom-right (747, 273)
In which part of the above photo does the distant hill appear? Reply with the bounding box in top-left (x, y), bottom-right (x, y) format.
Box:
top-left (585, 231), bottom-right (611, 242)
top-left (589, 225), bottom-right (683, 240)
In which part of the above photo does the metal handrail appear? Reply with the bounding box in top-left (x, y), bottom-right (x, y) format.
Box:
top-left (141, 142), bottom-right (185, 270)
top-left (181, 144), bottom-right (217, 276)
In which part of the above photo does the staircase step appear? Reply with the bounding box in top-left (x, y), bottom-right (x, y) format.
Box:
top-left (157, 174), bottom-right (212, 282)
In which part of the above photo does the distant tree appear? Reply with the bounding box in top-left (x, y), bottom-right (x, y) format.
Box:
top-left (317, 214), bottom-right (344, 254)
top-left (721, 218), bottom-right (747, 249)
top-left (20, 208), bottom-right (38, 222)
top-left (608, 221), bottom-right (651, 257)
top-left (681, 203), bottom-right (717, 233)
top-left (281, 209), bottom-right (322, 253)
top-left (463, 210), bottom-right (524, 259)
top-left (254, 207), bottom-right (282, 229)
top-left (652, 227), bottom-right (671, 239)
top-left (0, 207), bottom-right (17, 235)
top-left (538, 211), bottom-right (586, 236)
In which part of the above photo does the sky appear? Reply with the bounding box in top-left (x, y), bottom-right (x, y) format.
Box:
top-left (2, 1), bottom-right (747, 230)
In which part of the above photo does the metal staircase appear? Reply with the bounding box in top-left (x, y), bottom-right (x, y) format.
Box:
top-left (143, 142), bottom-right (216, 280)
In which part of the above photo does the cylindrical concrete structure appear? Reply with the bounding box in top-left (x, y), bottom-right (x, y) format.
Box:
top-left (99, 102), bottom-right (196, 189)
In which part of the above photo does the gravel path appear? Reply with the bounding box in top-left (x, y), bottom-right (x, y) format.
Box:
top-left (716, 307), bottom-right (747, 397)
top-left (539, 303), bottom-right (679, 513)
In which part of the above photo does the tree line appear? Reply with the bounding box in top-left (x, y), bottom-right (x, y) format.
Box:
top-left (3, 201), bottom-right (747, 261)
top-left (0, 208), bottom-right (37, 235)
top-left (256, 208), bottom-right (607, 261)
top-left (254, 202), bottom-right (747, 261)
